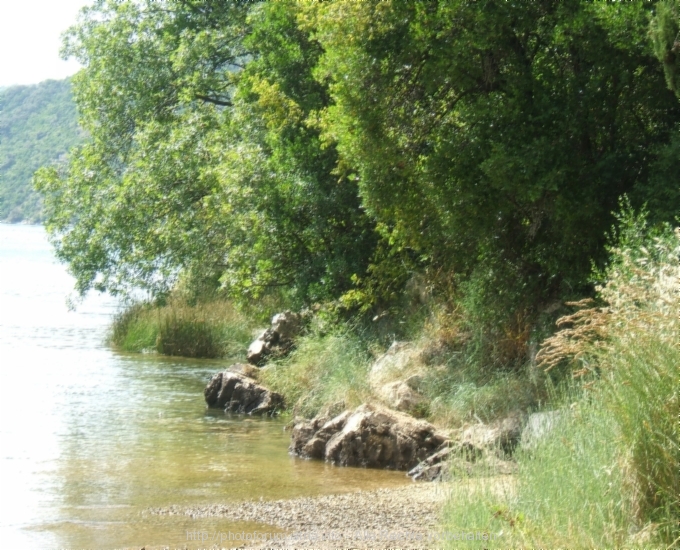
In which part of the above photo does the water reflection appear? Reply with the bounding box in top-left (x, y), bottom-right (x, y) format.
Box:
top-left (0, 225), bottom-right (410, 549)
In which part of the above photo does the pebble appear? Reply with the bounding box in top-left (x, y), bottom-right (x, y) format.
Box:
top-left (147, 483), bottom-right (455, 549)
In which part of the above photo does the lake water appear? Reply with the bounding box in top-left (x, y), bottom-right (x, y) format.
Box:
top-left (0, 224), bottom-right (410, 549)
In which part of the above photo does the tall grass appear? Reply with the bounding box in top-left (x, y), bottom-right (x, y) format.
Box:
top-left (538, 215), bottom-right (679, 542)
top-left (259, 321), bottom-right (373, 418)
top-left (604, 335), bottom-right (680, 541)
top-left (110, 298), bottom-right (255, 360)
top-left (422, 360), bottom-right (545, 426)
top-left (443, 212), bottom-right (679, 547)
top-left (442, 392), bottom-right (633, 548)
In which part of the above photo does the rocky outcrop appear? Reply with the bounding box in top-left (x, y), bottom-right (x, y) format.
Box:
top-left (406, 415), bottom-right (524, 481)
top-left (247, 311), bottom-right (303, 365)
top-left (290, 404), bottom-right (448, 471)
top-left (204, 368), bottom-right (283, 415)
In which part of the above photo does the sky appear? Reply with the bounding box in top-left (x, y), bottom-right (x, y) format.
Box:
top-left (0, 0), bottom-right (92, 88)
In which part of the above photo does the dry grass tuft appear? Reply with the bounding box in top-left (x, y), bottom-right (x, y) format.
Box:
top-left (537, 227), bottom-right (680, 375)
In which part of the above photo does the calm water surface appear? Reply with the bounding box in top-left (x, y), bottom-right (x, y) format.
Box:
top-left (0, 224), bottom-right (410, 549)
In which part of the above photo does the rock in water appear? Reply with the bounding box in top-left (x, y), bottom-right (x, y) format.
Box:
top-left (290, 404), bottom-right (448, 471)
top-left (246, 311), bottom-right (303, 365)
top-left (204, 369), bottom-right (283, 415)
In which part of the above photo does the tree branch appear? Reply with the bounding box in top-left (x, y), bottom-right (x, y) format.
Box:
top-left (195, 94), bottom-right (232, 107)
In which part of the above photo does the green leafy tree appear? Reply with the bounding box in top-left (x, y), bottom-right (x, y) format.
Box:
top-left (650, 0), bottom-right (680, 96)
top-left (36, 0), bottom-right (376, 305)
top-left (310, 0), bottom-right (680, 318)
top-left (212, 2), bottom-right (378, 305)
top-left (37, 0), bottom-right (248, 295)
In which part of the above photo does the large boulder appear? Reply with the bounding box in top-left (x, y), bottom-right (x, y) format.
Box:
top-left (290, 404), bottom-right (448, 471)
top-left (204, 368), bottom-right (283, 415)
top-left (246, 311), bottom-right (303, 365)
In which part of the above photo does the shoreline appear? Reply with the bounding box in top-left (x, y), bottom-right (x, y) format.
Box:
top-left (144, 478), bottom-right (514, 549)
top-left (147, 483), bottom-right (448, 549)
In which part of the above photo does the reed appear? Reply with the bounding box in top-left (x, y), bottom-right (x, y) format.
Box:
top-left (110, 298), bottom-right (255, 360)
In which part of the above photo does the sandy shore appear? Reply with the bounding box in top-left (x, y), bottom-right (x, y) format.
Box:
top-left (147, 482), bottom-right (454, 549)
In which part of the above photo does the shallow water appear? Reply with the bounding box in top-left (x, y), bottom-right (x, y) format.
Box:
top-left (0, 224), bottom-right (411, 549)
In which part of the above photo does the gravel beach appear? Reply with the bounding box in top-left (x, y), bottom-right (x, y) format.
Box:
top-left (147, 482), bottom-right (457, 549)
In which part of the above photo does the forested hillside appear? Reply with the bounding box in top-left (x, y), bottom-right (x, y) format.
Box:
top-left (0, 79), bottom-right (83, 223)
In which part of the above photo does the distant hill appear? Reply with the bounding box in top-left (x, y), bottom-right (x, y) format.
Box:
top-left (0, 79), bottom-right (84, 223)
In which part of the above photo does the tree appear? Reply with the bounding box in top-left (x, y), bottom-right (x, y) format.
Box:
top-left (650, 0), bottom-right (680, 97)
top-left (309, 0), bottom-right (680, 315)
top-left (36, 0), bottom-right (377, 305)
top-left (37, 0), bottom-right (678, 340)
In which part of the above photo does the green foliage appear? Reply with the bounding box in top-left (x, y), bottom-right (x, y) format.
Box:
top-left (222, 1), bottom-right (378, 305)
top-left (36, 0), bottom-right (377, 305)
top-left (650, 0), bottom-right (680, 96)
top-left (311, 0), bottom-right (680, 315)
top-left (0, 79), bottom-right (83, 222)
top-left (36, 0), bottom-right (252, 296)
top-left (36, 0), bottom-right (680, 377)
top-left (110, 298), bottom-right (254, 359)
